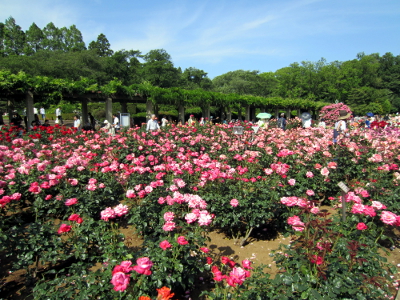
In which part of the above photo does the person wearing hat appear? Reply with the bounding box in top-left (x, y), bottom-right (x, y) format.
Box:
top-left (333, 110), bottom-right (351, 143)
top-left (103, 120), bottom-right (113, 135)
top-left (188, 115), bottom-right (195, 126)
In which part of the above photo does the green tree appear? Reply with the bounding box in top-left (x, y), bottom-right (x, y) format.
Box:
top-left (180, 67), bottom-right (212, 90)
top-left (346, 86), bottom-right (391, 115)
top-left (61, 25), bottom-right (86, 52)
top-left (88, 33), bottom-right (113, 57)
top-left (105, 49), bottom-right (141, 84)
top-left (213, 70), bottom-right (268, 96)
top-left (141, 49), bottom-right (180, 88)
top-left (0, 22), bottom-right (5, 57)
top-left (24, 22), bottom-right (45, 55)
top-left (3, 17), bottom-right (26, 56)
top-left (42, 22), bottom-right (63, 51)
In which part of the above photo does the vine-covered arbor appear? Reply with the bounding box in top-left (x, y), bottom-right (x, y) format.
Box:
top-left (0, 71), bottom-right (329, 128)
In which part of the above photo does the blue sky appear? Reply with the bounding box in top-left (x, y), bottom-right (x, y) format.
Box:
top-left (1, 0), bottom-right (400, 79)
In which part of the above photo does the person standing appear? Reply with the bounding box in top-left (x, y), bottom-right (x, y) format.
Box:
top-left (88, 112), bottom-right (96, 130)
top-left (277, 113), bottom-right (287, 130)
top-left (161, 115), bottom-right (168, 127)
top-left (55, 107), bottom-right (63, 125)
top-left (113, 114), bottom-right (120, 133)
top-left (188, 115), bottom-right (195, 126)
top-left (146, 114), bottom-right (160, 131)
top-left (318, 118), bottom-right (326, 129)
top-left (73, 115), bottom-right (81, 131)
top-left (40, 107), bottom-right (45, 120)
top-left (333, 110), bottom-right (351, 143)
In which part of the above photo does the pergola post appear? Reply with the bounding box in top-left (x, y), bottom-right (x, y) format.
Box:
top-left (286, 108), bottom-right (291, 118)
top-left (245, 105), bottom-right (250, 121)
top-left (226, 106), bottom-right (232, 121)
top-left (250, 107), bottom-right (256, 122)
top-left (202, 105), bottom-right (210, 119)
top-left (146, 100), bottom-right (154, 121)
top-left (25, 92), bottom-right (34, 130)
top-left (81, 98), bottom-right (88, 125)
top-left (178, 104), bottom-right (185, 125)
top-left (106, 97), bottom-right (113, 123)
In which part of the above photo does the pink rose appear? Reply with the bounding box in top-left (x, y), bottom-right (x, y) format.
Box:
top-left (242, 259), bottom-right (253, 269)
top-left (185, 213), bottom-right (197, 224)
top-left (162, 221), bottom-right (176, 231)
top-left (310, 255), bottom-right (323, 265)
top-left (356, 222), bottom-right (368, 230)
top-left (133, 257), bottom-right (153, 275)
top-left (381, 211), bottom-right (397, 225)
top-left (371, 201), bottom-right (386, 210)
top-left (68, 178), bottom-right (78, 186)
top-left (288, 179), bottom-right (296, 186)
top-left (100, 207), bottom-right (116, 221)
top-left (114, 204), bottom-right (129, 217)
top-left (110, 272), bottom-right (130, 292)
top-left (230, 199), bottom-right (239, 207)
top-left (306, 190), bottom-right (315, 196)
top-left (177, 236), bottom-right (189, 245)
top-left (160, 240), bottom-right (172, 250)
top-left (200, 247), bottom-right (209, 253)
top-left (306, 171), bottom-right (314, 178)
top-left (310, 207), bottom-right (320, 214)
top-left (65, 198), bottom-right (78, 206)
top-left (320, 167), bottom-right (330, 177)
top-left (163, 211), bottom-right (175, 221)
top-left (57, 224), bottom-right (72, 234)
top-left (227, 267), bottom-right (246, 286)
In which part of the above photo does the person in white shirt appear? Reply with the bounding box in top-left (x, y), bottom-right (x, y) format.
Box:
top-left (161, 116), bottom-right (168, 127)
top-left (146, 114), bottom-right (160, 131)
top-left (55, 107), bottom-right (63, 124)
top-left (318, 118), bottom-right (326, 129)
top-left (73, 115), bottom-right (81, 130)
top-left (40, 107), bottom-right (45, 120)
top-left (113, 114), bottom-right (120, 133)
top-left (333, 110), bottom-right (351, 143)
top-left (188, 115), bottom-right (195, 126)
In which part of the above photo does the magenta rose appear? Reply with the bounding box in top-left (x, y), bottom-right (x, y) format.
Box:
top-left (356, 222), bottom-right (368, 230)
top-left (110, 272), bottom-right (130, 292)
top-left (65, 198), bottom-right (78, 206)
top-left (57, 224), bottom-right (72, 234)
top-left (177, 236), bottom-right (189, 245)
top-left (160, 240), bottom-right (172, 250)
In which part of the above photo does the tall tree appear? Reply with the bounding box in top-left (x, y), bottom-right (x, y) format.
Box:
top-left (61, 25), bottom-right (86, 52)
top-left (24, 22), bottom-right (45, 55)
top-left (213, 70), bottom-right (274, 96)
top-left (0, 22), bottom-right (5, 57)
top-left (42, 22), bottom-right (63, 51)
top-left (141, 49), bottom-right (180, 88)
top-left (105, 49), bottom-right (141, 84)
top-left (180, 67), bottom-right (212, 90)
top-left (88, 33), bottom-right (113, 57)
top-left (3, 17), bottom-right (25, 55)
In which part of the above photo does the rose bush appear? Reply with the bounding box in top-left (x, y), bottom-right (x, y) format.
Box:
top-left (0, 120), bottom-right (399, 298)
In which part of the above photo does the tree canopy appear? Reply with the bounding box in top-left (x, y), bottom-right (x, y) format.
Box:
top-left (0, 16), bottom-right (399, 114)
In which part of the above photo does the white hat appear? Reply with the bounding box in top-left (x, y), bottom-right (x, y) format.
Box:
top-left (104, 120), bottom-right (109, 124)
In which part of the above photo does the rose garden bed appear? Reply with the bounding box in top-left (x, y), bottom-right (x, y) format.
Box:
top-left (1, 120), bottom-right (400, 299)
